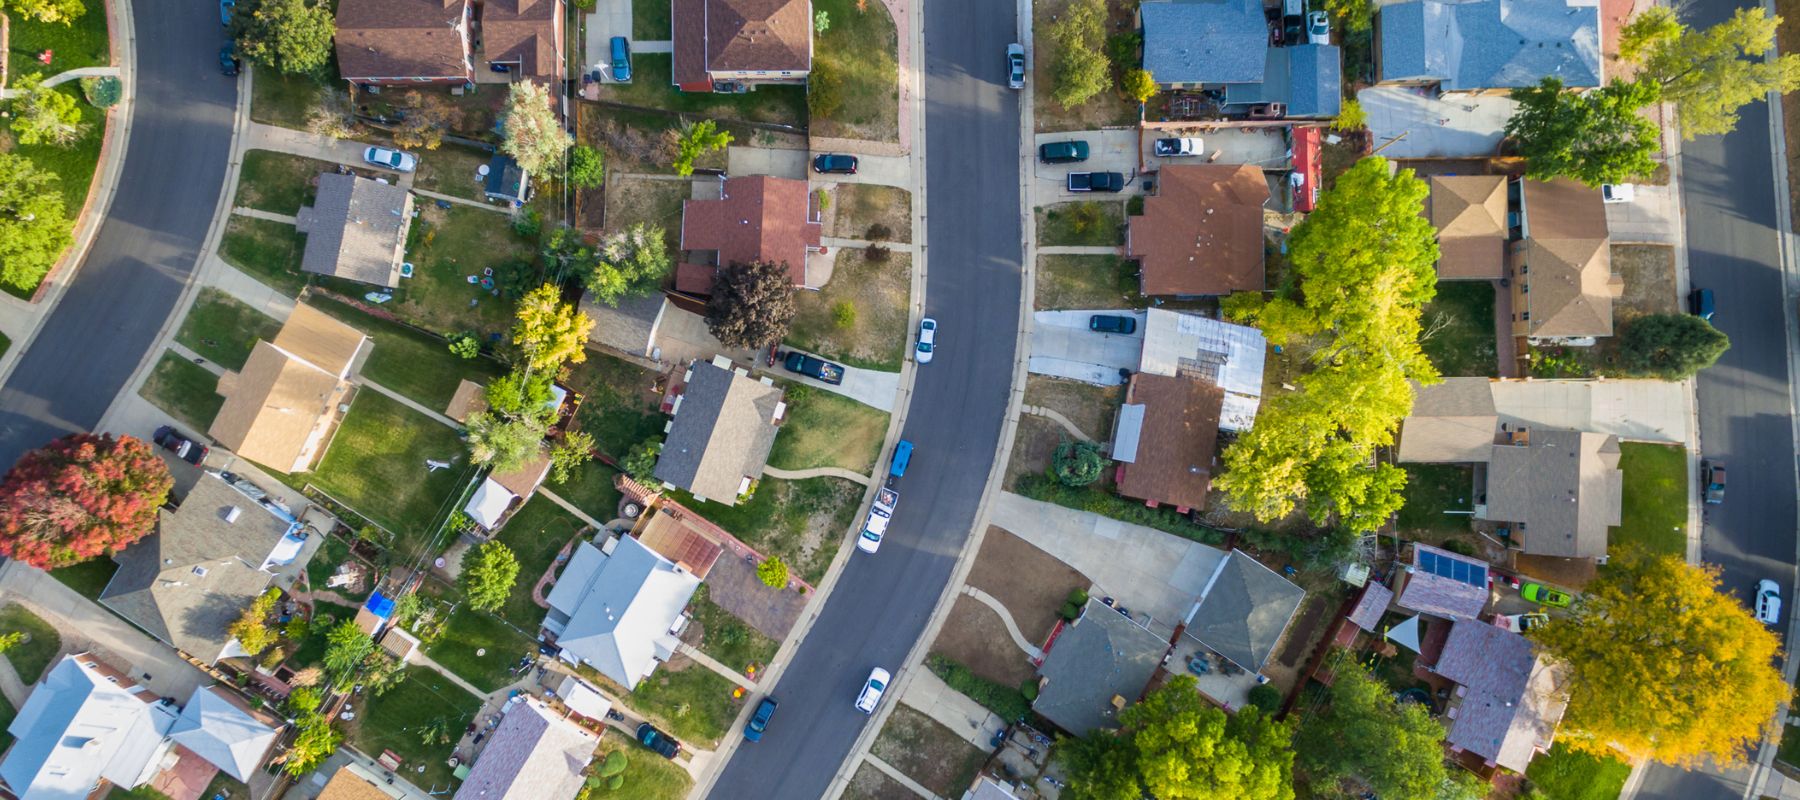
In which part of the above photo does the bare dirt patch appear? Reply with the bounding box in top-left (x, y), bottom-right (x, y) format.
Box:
top-left (844, 760), bottom-right (918, 800)
top-left (1003, 415), bottom-right (1065, 491)
top-left (1024, 375), bottom-right (1124, 439)
top-left (929, 596), bottom-right (1039, 688)
top-left (1036, 254), bottom-right (1141, 311)
top-left (826, 184), bottom-right (913, 242)
top-left (602, 175), bottom-right (691, 249)
top-left (1611, 244), bottom-right (1677, 321)
top-left (968, 526), bottom-right (1091, 641)
top-left (869, 705), bottom-right (989, 798)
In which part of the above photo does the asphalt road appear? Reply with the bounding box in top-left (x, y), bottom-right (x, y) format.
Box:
top-left (705, 2), bottom-right (1023, 796)
top-left (0, 0), bottom-right (238, 469)
top-left (1632, 0), bottom-right (1799, 795)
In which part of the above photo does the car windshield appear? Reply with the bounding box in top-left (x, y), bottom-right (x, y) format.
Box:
top-left (918, 342), bottom-right (932, 352)
top-left (869, 678), bottom-right (885, 691)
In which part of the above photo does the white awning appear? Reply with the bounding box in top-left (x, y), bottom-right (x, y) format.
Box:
top-left (556, 675), bottom-right (613, 720)
top-left (464, 478), bottom-right (517, 530)
top-left (1386, 614), bottom-right (1423, 652)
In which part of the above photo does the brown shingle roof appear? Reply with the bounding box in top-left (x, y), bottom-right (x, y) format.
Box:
top-left (491, 444), bottom-right (553, 498)
top-left (319, 767), bottom-right (397, 800)
top-left (445, 379), bottom-right (487, 423)
top-left (681, 176), bottom-right (822, 286)
top-left (335, 0), bottom-right (472, 82)
top-left (295, 174), bottom-right (415, 288)
top-left (1114, 373), bottom-right (1223, 511)
top-left (1129, 164), bottom-right (1269, 296)
top-left (1514, 179), bottom-right (1620, 338)
top-left (672, 0), bottom-right (813, 85)
top-left (1435, 620), bottom-right (1569, 772)
top-left (208, 305), bottom-right (369, 473)
top-left (636, 504), bottom-right (725, 579)
top-left (482, 0), bottom-right (565, 82)
top-left (1428, 176), bottom-right (1508, 280)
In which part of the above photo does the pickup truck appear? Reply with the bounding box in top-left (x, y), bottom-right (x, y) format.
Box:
top-left (1067, 172), bottom-right (1125, 193)
top-left (858, 487), bottom-right (898, 554)
top-left (783, 352), bottom-right (845, 385)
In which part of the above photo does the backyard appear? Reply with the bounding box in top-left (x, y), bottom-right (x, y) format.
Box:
top-left (547, 459), bottom-right (625, 519)
top-left (826, 184), bottom-right (912, 242)
top-left (1035, 254), bottom-right (1141, 310)
top-left (218, 216), bottom-right (308, 297)
top-left (1394, 464), bottom-right (1476, 540)
top-left (1610, 442), bottom-right (1687, 558)
top-left (414, 144), bottom-right (496, 202)
top-left (767, 386), bottom-right (888, 474)
top-left (1037, 201), bottom-right (1125, 247)
top-left (602, 174), bottom-right (690, 248)
top-left (396, 204), bottom-right (536, 335)
top-left (348, 665), bottom-right (483, 792)
top-left (0, 604), bottom-right (63, 683)
top-left (492, 496), bottom-right (589, 629)
top-left (676, 476), bottom-right (863, 584)
top-left (594, 54), bottom-right (807, 127)
top-left (564, 353), bottom-right (666, 460)
top-left (305, 295), bottom-right (508, 410)
top-left (305, 390), bottom-right (472, 554)
top-left (175, 289), bottom-right (284, 370)
top-left (233, 150), bottom-right (337, 215)
top-left (786, 248), bottom-right (911, 371)
top-left (138, 351), bottom-right (224, 431)
top-left (1419, 281), bottom-right (1498, 378)
top-left (424, 604), bottom-right (539, 692)
top-left (869, 705), bottom-right (987, 798)
top-left (580, 104), bottom-right (728, 175)
top-left (1525, 742), bottom-right (1630, 800)
top-left (810, 0), bottom-right (901, 142)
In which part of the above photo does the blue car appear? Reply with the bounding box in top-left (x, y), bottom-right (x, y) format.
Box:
top-left (220, 0), bottom-right (234, 25)
top-left (743, 696), bottom-right (777, 741)
top-left (610, 37), bottom-right (633, 83)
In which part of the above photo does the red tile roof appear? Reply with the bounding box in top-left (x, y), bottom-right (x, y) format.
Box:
top-left (681, 176), bottom-right (823, 286)
top-left (1114, 373), bottom-right (1224, 511)
top-left (335, 0), bottom-right (473, 83)
top-left (1129, 164), bottom-right (1269, 296)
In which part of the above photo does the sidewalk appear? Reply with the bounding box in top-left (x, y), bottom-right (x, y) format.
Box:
top-left (898, 667), bottom-right (1006, 752)
top-left (0, 560), bottom-right (207, 702)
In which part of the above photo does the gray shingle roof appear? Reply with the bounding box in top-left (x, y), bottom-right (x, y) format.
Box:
top-left (1226, 45), bottom-right (1343, 117)
top-left (653, 359), bottom-right (784, 504)
top-left (295, 173), bottom-right (414, 288)
top-left (1186, 550), bottom-right (1305, 671)
top-left (1398, 378), bottom-right (1500, 463)
top-left (546, 537), bottom-right (700, 690)
top-left (1481, 428), bottom-right (1622, 559)
top-left (452, 697), bottom-right (595, 800)
top-left (579, 290), bottom-right (666, 358)
top-left (1435, 620), bottom-right (1569, 771)
top-left (1141, 0), bottom-right (1268, 85)
top-left (1033, 598), bottom-right (1169, 735)
top-left (1377, 0), bottom-right (1600, 91)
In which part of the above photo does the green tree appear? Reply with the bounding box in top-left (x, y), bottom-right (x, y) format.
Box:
top-left (286, 686), bottom-right (323, 715)
top-left (1615, 313), bottom-right (1729, 380)
top-left (1332, 98), bottom-right (1368, 132)
top-left (282, 713), bottom-right (342, 776)
top-left (1060, 733), bottom-right (1142, 800)
top-left (1123, 676), bottom-right (1294, 800)
top-left (232, 0), bottom-right (335, 75)
top-left (1506, 77), bottom-right (1661, 187)
top-left (672, 120), bottom-right (734, 177)
top-left (512, 284), bottom-right (595, 373)
top-left (0, 631), bottom-right (21, 655)
top-left (79, 76), bottom-right (120, 109)
top-left (1620, 7), bottom-right (1800, 139)
top-left (390, 92), bottom-right (451, 151)
top-left (1121, 69), bottom-right (1158, 104)
top-left (756, 557), bottom-right (789, 588)
top-left (448, 333), bottom-right (481, 359)
top-left (705, 260), bottom-right (797, 349)
top-left (1, 0), bottom-right (85, 24)
top-left (622, 438), bottom-right (662, 484)
top-left (1048, 0), bottom-right (1110, 108)
top-left (461, 541), bottom-right (520, 613)
top-left (321, 621), bottom-right (373, 687)
top-left (585, 223), bottom-right (673, 306)
top-left (598, 750), bottom-right (628, 777)
top-left (1321, 0), bottom-right (1371, 33)
top-left (1295, 656), bottom-right (1453, 799)
top-left (814, 9), bottom-right (830, 32)
top-left (9, 76), bottom-right (87, 146)
top-left (1051, 440), bottom-right (1105, 487)
top-left (228, 588), bottom-right (281, 657)
top-left (484, 368), bottom-right (556, 420)
top-left (466, 410), bottom-right (547, 472)
top-left (0, 154), bottom-right (73, 292)
top-left (568, 144), bottom-right (605, 189)
top-left (500, 81), bottom-right (573, 175)
top-left (549, 430), bottom-right (596, 484)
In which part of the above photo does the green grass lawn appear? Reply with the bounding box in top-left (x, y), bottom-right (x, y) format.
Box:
top-left (811, 0), bottom-right (900, 142)
top-left (493, 495), bottom-right (587, 629)
top-left (234, 150), bottom-right (337, 215)
top-left (305, 295), bottom-right (507, 410)
top-left (631, 0), bottom-right (671, 38)
top-left (250, 69), bottom-right (334, 131)
top-left (49, 559), bottom-right (116, 601)
top-left (350, 665), bottom-right (483, 791)
top-left (6, 0), bottom-right (110, 82)
top-left (424, 606), bottom-right (538, 692)
top-left (1035, 254), bottom-right (1142, 310)
top-left (397, 205), bottom-right (533, 336)
top-left (0, 693), bottom-right (15, 754)
top-left (302, 532), bottom-right (372, 602)
top-left (1525, 742), bottom-right (1630, 800)
top-left (138, 351), bottom-right (224, 431)
top-left (1610, 442), bottom-right (1687, 558)
top-left (594, 730), bottom-right (692, 800)
top-left (11, 86), bottom-right (106, 218)
top-left (767, 385), bottom-right (887, 474)
top-left (218, 216), bottom-right (308, 297)
top-left (564, 353), bottom-right (666, 460)
top-left (686, 584), bottom-right (777, 673)
top-left (596, 54), bottom-right (808, 127)
top-left (175, 288), bottom-right (284, 370)
top-left (628, 662), bottom-right (745, 748)
top-left (307, 390), bottom-right (471, 553)
top-left (547, 459), bottom-right (624, 520)
top-left (0, 604), bottom-right (62, 683)
top-left (413, 144), bottom-right (495, 202)
top-left (287, 600), bottom-right (360, 669)
top-left (1780, 723), bottom-right (1800, 769)
top-left (1037, 202), bottom-right (1125, 247)
top-left (675, 477), bottom-right (862, 584)
top-left (1420, 281), bottom-right (1499, 378)
top-left (1395, 464), bottom-right (1475, 538)
top-left (786, 248), bottom-right (910, 371)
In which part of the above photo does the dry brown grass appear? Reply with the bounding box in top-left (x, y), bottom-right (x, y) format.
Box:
top-left (967, 526), bottom-right (1092, 639)
top-left (826, 184), bottom-right (913, 242)
top-left (1024, 375), bottom-right (1123, 438)
top-left (869, 704), bottom-right (989, 797)
top-left (1003, 415), bottom-right (1066, 491)
top-left (1610, 243), bottom-right (1678, 321)
top-left (1031, 0), bottom-right (1143, 133)
top-left (602, 174), bottom-right (691, 249)
top-left (787, 248), bottom-right (912, 370)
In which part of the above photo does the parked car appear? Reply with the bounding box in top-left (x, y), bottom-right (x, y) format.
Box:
top-left (153, 425), bottom-right (208, 465)
top-left (915, 318), bottom-right (937, 364)
top-left (609, 37), bottom-right (633, 83)
top-left (1601, 183), bottom-right (1636, 204)
top-left (219, 43), bottom-right (241, 77)
top-left (1496, 612), bottom-right (1548, 633)
top-left (1306, 11), bottom-right (1330, 44)
top-left (743, 697), bottom-right (778, 741)
top-left (1067, 172), bottom-right (1125, 193)
top-left (220, 0), bottom-right (234, 25)
top-left (1007, 43), bottom-right (1026, 89)
top-left (1038, 140), bottom-right (1090, 164)
top-left (1688, 287), bottom-right (1715, 320)
top-left (1089, 314), bottom-right (1136, 334)
top-left (854, 667), bottom-right (890, 714)
top-left (1153, 137), bottom-right (1203, 157)
top-left (783, 352), bottom-right (845, 384)
top-left (1703, 460), bottom-right (1726, 505)
top-left (636, 723), bottom-right (680, 759)
top-left (858, 488), bottom-right (897, 554)
top-left (1521, 583), bottom-right (1573, 608)
top-left (813, 153), bottom-right (859, 174)
top-left (363, 146), bottom-right (417, 173)
top-left (1757, 579), bottom-right (1783, 625)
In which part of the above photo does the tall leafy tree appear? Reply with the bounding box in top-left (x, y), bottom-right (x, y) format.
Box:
top-left (585, 223), bottom-right (673, 306)
top-left (1294, 657), bottom-right (1455, 800)
top-left (500, 81), bottom-right (572, 175)
top-left (1048, 0), bottom-right (1110, 108)
top-left (672, 120), bottom-right (733, 177)
top-left (8, 76), bottom-right (88, 146)
top-left (465, 410), bottom-right (547, 472)
top-left (1058, 676), bottom-right (1294, 799)
top-left (460, 541), bottom-right (520, 612)
top-left (322, 621), bottom-right (374, 687)
top-left (549, 430), bottom-right (596, 484)
top-left (0, 153), bottom-right (73, 292)
top-left (281, 713), bottom-right (342, 776)
top-left (1531, 549), bottom-right (1786, 765)
top-left (1620, 7), bottom-right (1800, 139)
top-left (390, 92), bottom-right (452, 151)
top-left (1060, 732), bottom-right (1141, 800)
top-left (1615, 313), bottom-right (1730, 380)
top-left (228, 588), bottom-right (282, 656)
top-left (1321, 0), bottom-right (1371, 33)
top-left (511, 283), bottom-right (594, 373)
top-left (705, 260), bottom-right (798, 348)
top-left (232, 0), bottom-right (335, 76)
top-left (1506, 77), bottom-right (1661, 187)
top-left (1, 0), bottom-right (85, 23)
top-left (0, 433), bottom-right (172, 569)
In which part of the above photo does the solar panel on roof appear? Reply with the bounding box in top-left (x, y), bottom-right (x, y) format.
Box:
top-left (1420, 551), bottom-right (1438, 572)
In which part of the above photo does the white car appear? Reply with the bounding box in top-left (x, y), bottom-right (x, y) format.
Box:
top-left (857, 488), bottom-right (898, 554)
top-left (1757, 579), bottom-right (1782, 625)
top-left (1601, 183), bottom-right (1636, 204)
top-left (1306, 11), bottom-right (1330, 44)
top-left (855, 667), bottom-right (890, 714)
top-left (1153, 137), bottom-right (1204, 157)
top-left (363, 146), bottom-right (418, 172)
top-left (915, 318), bottom-right (936, 364)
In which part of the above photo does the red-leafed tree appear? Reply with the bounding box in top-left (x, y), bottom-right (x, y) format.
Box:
top-left (0, 433), bottom-right (173, 569)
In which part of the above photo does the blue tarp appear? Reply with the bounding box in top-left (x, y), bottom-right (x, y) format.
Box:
top-left (365, 590), bottom-right (396, 620)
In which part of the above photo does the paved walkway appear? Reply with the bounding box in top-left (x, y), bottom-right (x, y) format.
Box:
top-left (1021, 404), bottom-right (1094, 442)
top-left (961, 586), bottom-right (1043, 660)
top-left (899, 668), bottom-right (1007, 752)
top-left (412, 187), bottom-right (507, 214)
top-left (0, 561), bottom-right (208, 701)
top-left (864, 754), bottom-right (941, 800)
top-left (676, 642), bottom-right (757, 690)
top-left (0, 658), bottom-right (30, 707)
top-left (763, 465), bottom-right (874, 486)
top-left (539, 488), bottom-right (606, 529)
top-left (233, 207), bottom-right (298, 224)
top-left (1036, 245), bottom-right (1119, 255)
top-left (404, 649), bottom-right (487, 697)
top-left (0, 66), bottom-right (120, 98)
top-left (821, 236), bottom-right (915, 252)
top-left (242, 122), bottom-right (417, 189)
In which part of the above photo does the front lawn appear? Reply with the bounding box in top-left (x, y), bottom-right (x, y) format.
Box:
top-left (685, 584), bottom-right (778, 673)
top-left (767, 385), bottom-right (887, 474)
top-left (305, 296), bottom-right (508, 410)
top-left (176, 289), bottom-right (284, 370)
top-left (786, 247), bottom-right (911, 371)
top-left (564, 353), bottom-right (666, 460)
top-left (307, 390), bottom-right (471, 554)
top-left (1525, 742), bottom-right (1629, 800)
top-left (49, 559), bottom-right (116, 601)
top-left (595, 54), bottom-right (807, 126)
top-left (349, 666), bottom-right (483, 791)
top-left (592, 730), bottom-right (692, 800)
top-left (1013, 471), bottom-right (1225, 546)
top-left (424, 606), bottom-right (538, 692)
top-left (1419, 281), bottom-right (1498, 378)
top-left (869, 705), bottom-right (987, 798)
top-left (632, 0), bottom-right (672, 39)
top-left (11, 85), bottom-right (106, 218)
top-left (234, 151), bottom-right (336, 216)
top-left (413, 144), bottom-right (495, 202)
top-left (1394, 464), bottom-right (1475, 539)
top-left (250, 69), bottom-right (335, 131)
top-left (1029, 0), bottom-right (1141, 133)
top-left (397, 205), bottom-right (535, 336)
top-left (627, 661), bottom-right (745, 748)
top-left (675, 476), bottom-right (863, 584)
top-left (6, 0), bottom-right (110, 82)
top-left (0, 604), bottom-right (62, 683)
top-left (1037, 202), bottom-right (1125, 247)
top-left (493, 496), bottom-right (587, 629)
top-left (1035, 254), bottom-right (1141, 310)
top-left (1610, 442), bottom-right (1687, 558)
top-left (139, 351), bottom-right (224, 431)
top-left (218, 216), bottom-right (308, 297)
top-left (810, 0), bottom-right (900, 142)
top-left (826, 184), bottom-right (912, 242)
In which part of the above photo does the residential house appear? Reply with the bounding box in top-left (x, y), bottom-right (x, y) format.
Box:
top-left (1346, 581), bottom-right (1395, 633)
top-left (464, 444), bottom-right (555, 530)
top-left (579, 290), bottom-right (670, 363)
top-left (1128, 164), bottom-right (1270, 298)
top-left (1427, 175), bottom-right (1509, 280)
top-left (1032, 598), bottom-right (1170, 735)
top-left (1431, 620), bottom-right (1570, 772)
top-left (453, 696), bottom-right (595, 800)
top-left (1510, 179), bottom-right (1620, 343)
top-left (209, 303), bottom-right (371, 473)
top-left (653, 356), bottom-right (786, 505)
top-left (481, 0), bottom-right (566, 85)
top-left (1138, 309), bottom-right (1267, 431)
top-left (335, 0), bottom-right (474, 87)
top-left (166, 686), bottom-right (280, 783)
top-left (680, 175), bottom-right (824, 288)
top-left (672, 0), bottom-right (813, 91)
top-left (0, 654), bottom-right (177, 800)
top-left (295, 173), bottom-right (415, 289)
top-left (1139, 0), bottom-right (1342, 117)
top-left (1396, 377), bottom-right (1498, 463)
top-left (1376, 0), bottom-right (1601, 93)
top-left (1395, 543), bottom-right (1490, 620)
top-left (100, 473), bottom-right (317, 664)
top-left (1110, 373), bottom-right (1225, 513)
top-left (543, 535), bottom-right (702, 689)
top-left (1480, 427), bottom-right (1622, 560)
top-left (485, 154), bottom-right (532, 206)
top-left (319, 763), bottom-right (409, 800)
top-left (1182, 550), bottom-right (1306, 673)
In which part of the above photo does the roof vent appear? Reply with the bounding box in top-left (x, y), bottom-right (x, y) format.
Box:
top-left (225, 506), bottom-right (243, 524)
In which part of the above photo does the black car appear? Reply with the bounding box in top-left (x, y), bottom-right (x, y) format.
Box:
top-left (1037, 140), bottom-right (1090, 164)
top-left (219, 44), bottom-right (241, 77)
top-left (783, 351), bottom-right (845, 385)
top-left (153, 425), bottom-right (209, 465)
top-left (636, 723), bottom-right (680, 759)
top-left (812, 154), bottom-right (859, 174)
top-left (1089, 314), bottom-right (1137, 334)
top-left (1067, 172), bottom-right (1125, 193)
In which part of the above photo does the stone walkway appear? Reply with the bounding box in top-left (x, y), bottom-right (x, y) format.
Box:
top-left (1021, 404), bottom-right (1095, 442)
top-left (961, 586), bottom-right (1043, 660)
top-left (762, 465), bottom-right (874, 486)
top-left (233, 207), bottom-right (298, 224)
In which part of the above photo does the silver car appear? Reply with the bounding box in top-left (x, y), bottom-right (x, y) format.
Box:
top-left (1006, 44), bottom-right (1025, 90)
top-left (363, 146), bottom-right (417, 173)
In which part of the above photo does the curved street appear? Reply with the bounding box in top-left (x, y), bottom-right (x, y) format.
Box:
top-left (0, 0), bottom-right (238, 467)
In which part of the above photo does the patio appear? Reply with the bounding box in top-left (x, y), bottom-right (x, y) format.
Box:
top-left (1358, 87), bottom-right (1517, 160)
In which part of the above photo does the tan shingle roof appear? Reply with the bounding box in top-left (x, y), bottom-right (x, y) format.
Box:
top-left (1481, 428), bottom-right (1621, 559)
top-left (295, 174), bottom-right (415, 288)
top-left (1129, 164), bottom-right (1269, 297)
top-left (1398, 378), bottom-right (1499, 463)
top-left (335, 0), bottom-right (472, 82)
top-left (208, 306), bottom-right (369, 473)
top-left (653, 359), bottom-right (784, 504)
top-left (1428, 175), bottom-right (1508, 280)
top-left (1514, 180), bottom-right (1620, 338)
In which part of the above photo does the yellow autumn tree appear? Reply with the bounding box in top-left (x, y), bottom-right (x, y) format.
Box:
top-left (511, 284), bottom-right (595, 373)
top-left (1530, 548), bottom-right (1787, 765)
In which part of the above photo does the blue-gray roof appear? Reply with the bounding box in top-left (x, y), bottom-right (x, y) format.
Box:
top-left (546, 536), bottom-right (700, 690)
top-left (1221, 45), bottom-right (1341, 118)
top-left (1378, 0), bottom-right (1600, 90)
top-left (1141, 0), bottom-right (1268, 85)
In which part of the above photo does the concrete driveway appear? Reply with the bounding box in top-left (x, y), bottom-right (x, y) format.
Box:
top-left (728, 145), bottom-right (809, 180)
top-left (777, 348), bottom-right (901, 411)
top-left (811, 152), bottom-right (912, 189)
top-left (1604, 183), bottom-right (1680, 244)
top-left (1358, 86), bottom-right (1516, 159)
top-left (584, 0), bottom-right (634, 79)
top-left (1139, 126), bottom-right (1292, 169)
top-left (1028, 310), bottom-right (1143, 385)
top-left (1032, 129), bottom-right (1145, 203)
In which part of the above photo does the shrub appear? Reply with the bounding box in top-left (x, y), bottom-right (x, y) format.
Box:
top-left (1015, 473), bottom-right (1225, 545)
top-left (757, 556), bottom-right (789, 588)
top-left (866, 223), bottom-right (893, 241)
top-left (1615, 313), bottom-right (1730, 380)
top-left (926, 655), bottom-right (1033, 721)
top-left (1247, 683), bottom-right (1282, 713)
top-left (864, 244), bottom-right (891, 263)
top-left (512, 209), bottom-right (542, 240)
top-left (1060, 602), bottom-right (1080, 620)
top-left (832, 300), bottom-right (857, 328)
top-left (598, 750), bottom-right (628, 777)
top-left (568, 144), bottom-right (605, 189)
top-left (1067, 201), bottom-right (1104, 235)
top-left (607, 775), bottom-right (624, 790)
top-left (808, 59), bottom-right (844, 118)
top-left (447, 333), bottom-right (480, 359)
top-left (1052, 440), bottom-right (1105, 487)
top-left (814, 187), bottom-right (830, 212)
top-left (1127, 195), bottom-right (1145, 215)
top-left (1066, 587), bottom-right (1090, 607)
top-left (1333, 98), bottom-right (1368, 132)
top-left (80, 77), bottom-right (121, 109)
top-left (1021, 678), bottom-right (1040, 701)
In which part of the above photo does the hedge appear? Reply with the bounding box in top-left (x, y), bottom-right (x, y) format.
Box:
top-left (926, 655), bottom-right (1034, 721)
